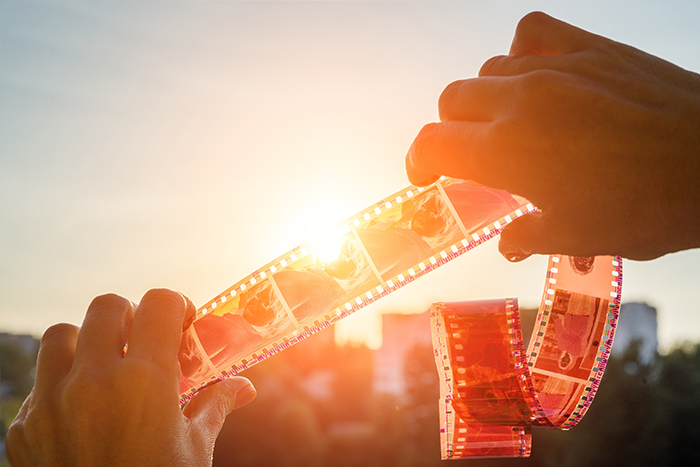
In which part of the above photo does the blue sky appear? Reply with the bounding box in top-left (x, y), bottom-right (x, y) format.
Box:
top-left (2, 0), bottom-right (699, 350)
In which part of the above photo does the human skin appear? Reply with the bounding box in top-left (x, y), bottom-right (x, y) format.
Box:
top-left (406, 11), bottom-right (700, 261)
top-left (6, 289), bottom-right (256, 467)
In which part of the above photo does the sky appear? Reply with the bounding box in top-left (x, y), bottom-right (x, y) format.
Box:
top-left (1, 0), bottom-right (699, 352)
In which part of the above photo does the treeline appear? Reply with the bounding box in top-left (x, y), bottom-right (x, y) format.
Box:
top-left (1, 332), bottom-right (700, 466)
top-left (212, 338), bottom-right (700, 467)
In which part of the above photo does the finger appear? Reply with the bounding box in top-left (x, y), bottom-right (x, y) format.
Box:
top-left (183, 301), bottom-right (197, 332)
top-left (498, 212), bottom-right (559, 261)
top-left (183, 377), bottom-right (256, 421)
top-left (10, 390), bottom-right (33, 424)
top-left (72, 294), bottom-right (135, 367)
top-left (479, 52), bottom-right (581, 78)
top-left (33, 323), bottom-right (80, 397)
top-left (6, 397), bottom-right (32, 467)
top-left (438, 76), bottom-right (514, 122)
top-left (509, 11), bottom-right (601, 56)
top-left (127, 289), bottom-right (195, 368)
top-left (183, 378), bottom-right (256, 446)
top-left (406, 121), bottom-right (499, 188)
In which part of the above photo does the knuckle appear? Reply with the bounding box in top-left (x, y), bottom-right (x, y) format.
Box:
top-left (61, 370), bottom-right (101, 406)
top-left (511, 11), bottom-right (555, 54)
top-left (438, 80), bottom-right (465, 119)
top-left (516, 11), bottom-right (551, 34)
top-left (118, 358), bottom-right (157, 382)
top-left (408, 123), bottom-right (444, 180)
top-left (478, 55), bottom-right (506, 77)
top-left (59, 374), bottom-right (115, 437)
top-left (140, 288), bottom-right (185, 309)
top-left (5, 423), bottom-right (28, 464)
top-left (114, 359), bottom-right (176, 396)
top-left (413, 122), bottom-right (442, 156)
top-left (138, 289), bottom-right (195, 328)
top-left (88, 293), bottom-right (132, 313)
top-left (485, 120), bottom-right (515, 160)
top-left (518, 69), bottom-right (563, 98)
top-left (438, 81), bottom-right (460, 112)
top-left (41, 323), bottom-right (79, 344)
top-left (6, 418), bottom-right (24, 441)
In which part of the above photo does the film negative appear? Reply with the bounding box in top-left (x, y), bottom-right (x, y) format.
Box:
top-left (431, 255), bottom-right (623, 458)
top-left (178, 177), bottom-right (537, 405)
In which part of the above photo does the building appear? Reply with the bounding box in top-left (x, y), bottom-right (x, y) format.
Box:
top-left (373, 301), bottom-right (660, 399)
top-left (0, 332), bottom-right (39, 356)
top-left (611, 302), bottom-right (658, 364)
top-left (373, 312), bottom-right (432, 397)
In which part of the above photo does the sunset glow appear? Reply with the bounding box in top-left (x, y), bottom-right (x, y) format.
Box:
top-left (2, 1), bottom-right (700, 353)
top-left (311, 229), bottom-right (344, 264)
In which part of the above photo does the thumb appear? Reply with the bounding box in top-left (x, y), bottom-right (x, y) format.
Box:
top-left (509, 12), bottom-right (599, 56)
top-left (498, 211), bottom-right (560, 262)
top-left (183, 377), bottom-right (257, 443)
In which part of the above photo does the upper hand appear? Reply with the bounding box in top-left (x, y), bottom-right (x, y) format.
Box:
top-left (406, 11), bottom-right (700, 261)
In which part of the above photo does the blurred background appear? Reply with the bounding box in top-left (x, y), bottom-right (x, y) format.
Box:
top-left (2, 0), bottom-right (700, 464)
top-left (3, 303), bottom-right (700, 466)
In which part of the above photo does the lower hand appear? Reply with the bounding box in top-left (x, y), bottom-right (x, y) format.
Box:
top-left (6, 289), bottom-right (256, 467)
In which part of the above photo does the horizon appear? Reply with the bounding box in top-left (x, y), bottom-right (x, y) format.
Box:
top-left (2, 1), bottom-right (700, 353)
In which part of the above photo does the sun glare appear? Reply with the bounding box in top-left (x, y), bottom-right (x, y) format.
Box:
top-left (334, 307), bottom-right (382, 349)
top-left (311, 229), bottom-right (344, 263)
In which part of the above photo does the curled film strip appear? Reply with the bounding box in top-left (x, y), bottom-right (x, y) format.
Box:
top-left (178, 177), bottom-right (537, 405)
top-left (178, 176), bottom-right (622, 460)
top-left (431, 255), bottom-right (622, 458)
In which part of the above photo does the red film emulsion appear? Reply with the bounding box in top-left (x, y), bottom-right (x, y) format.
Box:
top-left (431, 254), bottom-right (621, 458)
top-left (178, 177), bottom-right (621, 459)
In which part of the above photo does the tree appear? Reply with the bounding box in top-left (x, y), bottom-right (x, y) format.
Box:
top-left (0, 341), bottom-right (36, 397)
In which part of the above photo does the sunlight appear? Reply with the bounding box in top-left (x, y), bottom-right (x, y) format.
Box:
top-left (334, 307), bottom-right (382, 349)
top-left (310, 227), bottom-right (344, 263)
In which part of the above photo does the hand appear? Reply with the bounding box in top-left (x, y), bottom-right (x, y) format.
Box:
top-left (406, 11), bottom-right (700, 261)
top-left (6, 289), bottom-right (256, 467)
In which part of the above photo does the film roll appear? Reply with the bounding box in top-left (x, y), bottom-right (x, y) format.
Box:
top-left (178, 177), bottom-right (538, 404)
top-left (431, 255), bottom-right (622, 458)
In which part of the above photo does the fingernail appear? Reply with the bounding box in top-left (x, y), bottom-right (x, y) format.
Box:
top-left (501, 246), bottom-right (532, 263)
top-left (234, 384), bottom-right (257, 409)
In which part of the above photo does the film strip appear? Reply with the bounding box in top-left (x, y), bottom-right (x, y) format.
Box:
top-left (431, 255), bottom-right (623, 458)
top-left (178, 177), bottom-right (537, 405)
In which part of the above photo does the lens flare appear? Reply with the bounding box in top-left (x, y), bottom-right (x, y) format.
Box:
top-left (311, 229), bottom-right (344, 263)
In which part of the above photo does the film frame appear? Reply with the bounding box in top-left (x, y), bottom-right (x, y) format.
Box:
top-left (431, 255), bottom-right (623, 459)
top-left (178, 177), bottom-right (535, 405)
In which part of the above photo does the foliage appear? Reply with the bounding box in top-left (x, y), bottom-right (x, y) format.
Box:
top-left (0, 341), bottom-right (36, 398)
top-left (0, 340), bottom-right (38, 463)
top-left (2, 330), bottom-right (700, 466)
top-left (213, 339), bottom-right (700, 467)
